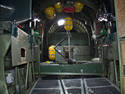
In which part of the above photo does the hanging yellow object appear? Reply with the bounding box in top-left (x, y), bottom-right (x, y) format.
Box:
top-left (45, 61), bottom-right (50, 64)
top-left (49, 45), bottom-right (55, 61)
top-left (64, 17), bottom-right (73, 31)
top-left (74, 2), bottom-right (84, 13)
top-left (45, 7), bottom-right (55, 19)
top-left (54, 2), bottom-right (63, 12)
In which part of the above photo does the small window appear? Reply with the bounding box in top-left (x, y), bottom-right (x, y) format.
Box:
top-left (21, 48), bottom-right (25, 57)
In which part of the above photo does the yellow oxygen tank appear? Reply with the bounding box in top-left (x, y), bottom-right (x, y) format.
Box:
top-left (74, 2), bottom-right (84, 13)
top-left (45, 7), bottom-right (55, 19)
top-left (49, 45), bottom-right (55, 61)
top-left (54, 2), bottom-right (63, 12)
top-left (64, 17), bottom-right (73, 31)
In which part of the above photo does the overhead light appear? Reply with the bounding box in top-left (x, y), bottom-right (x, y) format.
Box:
top-left (57, 19), bottom-right (65, 26)
top-left (92, 34), bottom-right (96, 39)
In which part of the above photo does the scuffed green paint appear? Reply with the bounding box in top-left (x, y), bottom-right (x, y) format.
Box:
top-left (35, 63), bottom-right (103, 76)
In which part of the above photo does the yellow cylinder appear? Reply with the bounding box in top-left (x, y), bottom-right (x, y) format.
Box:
top-left (74, 2), bottom-right (84, 13)
top-left (54, 2), bottom-right (63, 12)
top-left (49, 45), bottom-right (55, 61)
top-left (64, 17), bottom-right (73, 31)
top-left (45, 7), bottom-right (55, 19)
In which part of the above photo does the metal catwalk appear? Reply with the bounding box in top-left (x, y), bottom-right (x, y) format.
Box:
top-left (30, 78), bottom-right (120, 94)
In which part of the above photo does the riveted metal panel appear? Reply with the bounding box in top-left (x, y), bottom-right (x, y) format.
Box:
top-left (11, 25), bottom-right (32, 66)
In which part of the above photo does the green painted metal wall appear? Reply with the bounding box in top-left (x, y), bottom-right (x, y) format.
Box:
top-left (0, 34), bottom-right (11, 94)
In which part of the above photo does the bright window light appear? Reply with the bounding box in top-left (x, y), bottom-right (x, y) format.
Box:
top-left (57, 19), bottom-right (65, 26)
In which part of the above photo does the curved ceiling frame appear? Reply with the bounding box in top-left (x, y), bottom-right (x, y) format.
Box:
top-left (48, 19), bottom-right (91, 46)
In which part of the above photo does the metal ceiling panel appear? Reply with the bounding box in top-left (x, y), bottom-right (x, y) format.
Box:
top-left (0, 0), bottom-right (32, 22)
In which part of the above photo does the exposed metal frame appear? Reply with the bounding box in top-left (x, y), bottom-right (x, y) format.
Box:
top-left (34, 63), bottom-right (103, 76)
top-left (114, 0), bottom-right (123, 93)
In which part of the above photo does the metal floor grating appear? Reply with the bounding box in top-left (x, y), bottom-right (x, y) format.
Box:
top-left (62, 79), bottom-right (81, 87)
top-left (84, 78), bottom-right (120, 94)
top-left (87, 86), bottom-right (120, 94)
top-left (67, 88), bottom-right (82, 94)
top-left (62, 78), bottom-right (84, 94)
top-left (34, 79), bottom-right (60, 88)
top-left (30, 78), bottom-right (120, 94)
top-left (84, 78), bottom-right (111, 87)
top-left (30, 79), bottom-right (63, 94)
top-left (31, 89), bottom-right (61, 94)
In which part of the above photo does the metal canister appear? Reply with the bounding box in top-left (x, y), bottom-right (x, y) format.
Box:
top-left (54, 2), bottom-right (63, 12)
top-left (64, 17), bottom-right (73, 31)
top-left (74, 2), bottom-right (84, 13)
top-left (49, 45), bottom-right (55, 61)
top-left (45, 7), bottom-right (55, 19)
